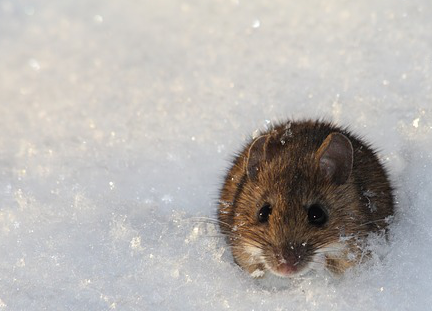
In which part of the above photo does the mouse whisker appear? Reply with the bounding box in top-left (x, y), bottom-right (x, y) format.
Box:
top-left (199, 234), bottom-right (227, 239)
top-left (314, 249), bottom-right (344, 255)
top-left (188, 216), bottom-right (231, 227)
top-left (308, 260), bottom-right (342, 271)
top-left (357, 218), bottom-right (390, 227)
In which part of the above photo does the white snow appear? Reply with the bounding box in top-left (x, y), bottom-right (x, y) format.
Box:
top-left (1, 0), bottom-right (432, 310)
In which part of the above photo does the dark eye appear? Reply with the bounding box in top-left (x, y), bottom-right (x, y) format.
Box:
top-left (258, 203), bottom-right (272, 223)
top-left (307, 203), bottom-right (328, 226)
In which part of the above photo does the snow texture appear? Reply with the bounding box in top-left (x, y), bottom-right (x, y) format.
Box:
top-left (0, 0), bottom-right (432, 310)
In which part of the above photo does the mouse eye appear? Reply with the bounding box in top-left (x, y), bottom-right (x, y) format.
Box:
top-left (307, 203), bottom-right (328, 226)
top-left (258, 203), bottom-right (272, 223)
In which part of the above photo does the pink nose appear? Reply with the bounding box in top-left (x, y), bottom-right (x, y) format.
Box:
top-left (276, 262), bottom-right (298, 276)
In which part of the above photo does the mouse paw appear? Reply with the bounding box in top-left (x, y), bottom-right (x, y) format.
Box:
top-left (246, 263), bottom-right (266, 278)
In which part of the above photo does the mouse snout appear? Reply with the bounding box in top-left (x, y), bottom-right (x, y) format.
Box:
top-left (274, 242), bottom-right (310, 276)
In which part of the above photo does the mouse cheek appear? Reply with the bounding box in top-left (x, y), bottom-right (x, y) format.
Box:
top-left (230, 230), bottom-right (270, 275)
top-left (314, 242), bottom-right (361, 274)
top-left (243, 244), bottom-right (264, 259)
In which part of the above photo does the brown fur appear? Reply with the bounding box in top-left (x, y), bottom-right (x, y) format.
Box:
top-left (218, 120), bottom-right (394, 277)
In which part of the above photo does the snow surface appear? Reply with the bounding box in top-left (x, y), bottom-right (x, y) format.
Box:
top-left (1, 0), bottom-right (432, 310)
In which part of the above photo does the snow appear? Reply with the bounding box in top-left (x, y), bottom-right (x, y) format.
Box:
top-left (0, 0), bottom-right (432, 310)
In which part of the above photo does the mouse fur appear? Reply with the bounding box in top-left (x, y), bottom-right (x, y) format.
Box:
top-left (218, 119), bottom-right (394, 277)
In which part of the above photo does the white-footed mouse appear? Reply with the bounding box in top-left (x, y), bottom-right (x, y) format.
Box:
top-left (218, 120), bottom-right (394, 278)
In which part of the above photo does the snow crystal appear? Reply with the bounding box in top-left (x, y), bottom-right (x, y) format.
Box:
top-left (0, 0), bottom-right (432, 310)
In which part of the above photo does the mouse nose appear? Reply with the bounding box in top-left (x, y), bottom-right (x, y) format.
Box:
top-left (276, 255), bottom-right (299, 275)
top-left (276, 242), bottom-right (309, 275)
top-left (276, 263), bottom-right (297, 275)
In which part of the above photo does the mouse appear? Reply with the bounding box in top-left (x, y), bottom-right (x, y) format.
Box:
top-left (218, 119), bottom-right (394, 278)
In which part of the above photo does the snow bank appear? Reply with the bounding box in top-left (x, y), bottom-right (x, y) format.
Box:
top-left (0, 0), bottom-right (431, 309)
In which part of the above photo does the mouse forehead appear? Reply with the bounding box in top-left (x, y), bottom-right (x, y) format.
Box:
top-left (252, 154), bottom-right (332, 212)
top-left (259, 149), bottom-right (319, 190)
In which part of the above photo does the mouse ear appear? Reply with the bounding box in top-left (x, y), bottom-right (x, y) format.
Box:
top-left (245, 135), bottom-right (268, 180)
top-left (316, 132), bottom-right (353, 185)
top-left (246, 133), bottom-right (282, 180)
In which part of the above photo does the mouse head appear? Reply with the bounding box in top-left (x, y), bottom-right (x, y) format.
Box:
top-left (231, 131), bottom-right (364, 277)
top-left (247, 132), bottom-right (353, 185)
